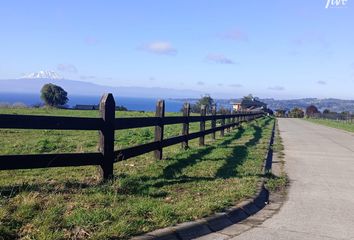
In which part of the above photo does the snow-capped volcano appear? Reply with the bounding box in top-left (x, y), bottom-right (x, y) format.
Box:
top-left (20, 70), bottom-right (63, 80)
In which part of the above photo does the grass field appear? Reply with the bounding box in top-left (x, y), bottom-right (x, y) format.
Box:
top-left (305, 118), bottom-right (354, 133)
top-left (0, 108), bottom-right (276, 239)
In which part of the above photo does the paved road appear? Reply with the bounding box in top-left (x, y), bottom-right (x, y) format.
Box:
top-left (232, 118), bottom-right (354, 240)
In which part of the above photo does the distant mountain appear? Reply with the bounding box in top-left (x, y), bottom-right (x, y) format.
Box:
top-left (20, 70), bottom-right (63, 80)
top-left (261, 98), bottom-right (354, 113)
top-left (0, 71), bottom-right (202, 98)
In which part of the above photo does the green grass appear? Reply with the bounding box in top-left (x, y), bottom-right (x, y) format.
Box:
top-left (305, 118), bottom-right (354, 133)
top-left (265, 119), bottom-right (287, 192)
top-left (0, 107), bottom-right (275, 239)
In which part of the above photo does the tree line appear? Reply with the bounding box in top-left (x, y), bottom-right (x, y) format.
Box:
top-left (276, 105), bottom-right (352, 118)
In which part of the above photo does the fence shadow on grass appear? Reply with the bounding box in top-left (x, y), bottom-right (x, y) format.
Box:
top-left (0, 118), bottom-right (273, 199)
top-left (162, 126), bottom-right (246, 180)
top-left (115, 117), bottom-right (272, 196)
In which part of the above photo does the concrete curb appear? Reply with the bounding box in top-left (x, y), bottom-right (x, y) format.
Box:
top-left (132, 119), bottom-right (276, 240)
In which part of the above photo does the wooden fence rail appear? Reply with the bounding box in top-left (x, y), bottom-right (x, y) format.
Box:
top-left (0, 93), bottom-right (264, 181)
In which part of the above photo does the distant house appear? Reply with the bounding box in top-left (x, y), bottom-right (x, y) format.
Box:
top-left (231, 98), bottom-right (267, 111)
top-left (73, 104), bottom-right (99, 110)
top-left (232, 102), bottom-right (242, 111)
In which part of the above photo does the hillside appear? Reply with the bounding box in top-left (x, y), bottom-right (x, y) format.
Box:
top-left (0, 73), bottom-right (202, 99)
top-left (173, 98), bottom-right (354, 113)
top-left (261, 98), bottom-right (354, 113)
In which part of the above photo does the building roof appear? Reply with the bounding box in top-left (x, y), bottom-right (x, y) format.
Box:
top-left (241, 98), bottom-right (267, 108)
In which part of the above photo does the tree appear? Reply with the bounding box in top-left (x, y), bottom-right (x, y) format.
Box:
top-left (306, 105), bottom-right (319, 117)
top-left (217, 106), bottom-right (231, 115)
top-left (323, 109), bottom-right (331, 114)
top-left (190, 94), bottom-right (215, 113)
top-left (243, 94), bottom-right (254, 100)
top-left (289, 107), bottom-right (304, 118)
top-left (341, 111), bottom-right (350, 121)
top-left (275, 109), bottom-right (286, 117)
top-left (40, 83), bottom-right (68, 107)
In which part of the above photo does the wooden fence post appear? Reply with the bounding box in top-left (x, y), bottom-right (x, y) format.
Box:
top-left (211, 105), bottom-right (216, 140)
top-left (181, 103), bottom-right (190, 149)
top-left (154, 100), bottom-right (165, 160)
top-left (99, 93), bottom-right (115, 181)
top-left (199, 105), bottom-right (206, 146)
top-left (226, 116), bottom-right (231, 133)
top-left (221, 116), bottom-right (225, 137)
top-left (231, 112), bottom-right (235, 130)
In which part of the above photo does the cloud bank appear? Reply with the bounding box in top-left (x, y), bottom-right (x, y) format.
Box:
top-left (57, 64), bottom-right (78, 74)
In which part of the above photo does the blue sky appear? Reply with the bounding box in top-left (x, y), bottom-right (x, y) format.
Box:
top-left (0, 0), bottom-right (354, 99)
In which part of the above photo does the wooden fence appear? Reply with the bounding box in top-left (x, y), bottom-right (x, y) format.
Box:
top-left (0, 93), bottom-right (264, 180)
top-left (310, 112), bottom-right (354, 122)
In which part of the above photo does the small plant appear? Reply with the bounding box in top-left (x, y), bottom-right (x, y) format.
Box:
top-left (36, 139), bottom-right (57, 153)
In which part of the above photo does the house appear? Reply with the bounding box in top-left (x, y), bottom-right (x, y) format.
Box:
top-left (231, 98), bottom-right (267, 111)
top-left (232, 102), bottom-right (242, 111)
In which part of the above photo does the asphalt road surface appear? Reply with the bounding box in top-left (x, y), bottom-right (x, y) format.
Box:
top-left (232, 118), bottom-right (354, 240)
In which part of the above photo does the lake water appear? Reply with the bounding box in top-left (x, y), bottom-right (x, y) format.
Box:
top-left (0, 93), bottom-right (185, 112)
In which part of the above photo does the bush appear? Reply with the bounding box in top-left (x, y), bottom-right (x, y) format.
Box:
top-left (116, 105), bottom-right (128, 111)
top-left (289, 107), bottom-right (304, 118)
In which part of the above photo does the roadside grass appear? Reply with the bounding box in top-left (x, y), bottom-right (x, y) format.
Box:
top-left (305, 118), bottom-right (354, 133)
top-left (0, 108), bottom-right (275, 239)
top-left (265, 119), bottom-right (287, 192)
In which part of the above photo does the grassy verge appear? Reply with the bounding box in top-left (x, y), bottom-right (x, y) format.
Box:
top-left (0, 108), bottom-right (275, 239)
top-left (265, 119), bottom-right (287, 192)
top-left (305, 118), bottom-right (354, 133)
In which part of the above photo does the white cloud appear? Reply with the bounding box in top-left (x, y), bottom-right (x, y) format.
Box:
top-left (57, 64), bottom-right (78, 74)
top-left (317, 80), bottom-right (326, 85)
top-left (206, 54), bottom-right (234, 64)
top-left (292, 31), bottom-right (330, 48)
top-left (222, 29), bottom-right (249, 42)
top-left (268, 86), bottom-right (285, 91)
top-left (80, 75), bottom-right (96, 80)
top-left (141, 41), bottom-right (177, 55)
